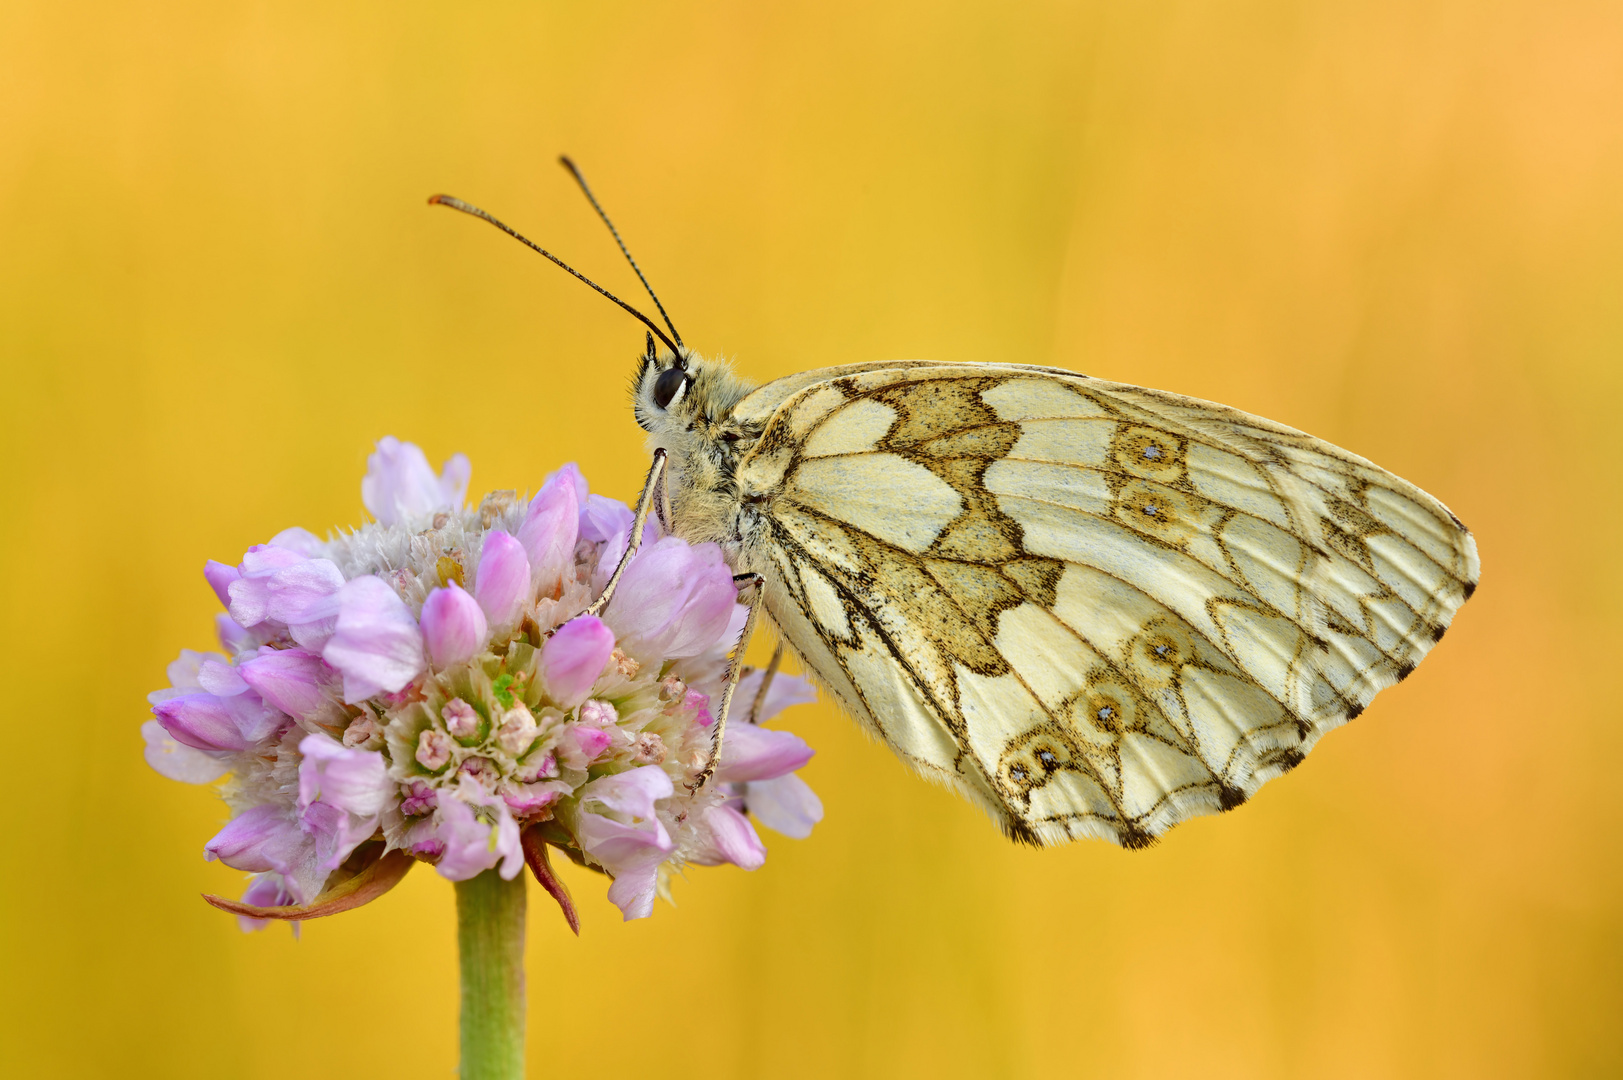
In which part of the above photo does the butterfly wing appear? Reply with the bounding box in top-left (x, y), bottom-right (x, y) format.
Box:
top-left (732, 364), bottom-right (1478, 847)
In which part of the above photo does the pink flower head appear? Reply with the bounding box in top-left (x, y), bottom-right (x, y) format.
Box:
top-left (361, 436), bottom-right (471, 526)
top-left (321, 576), bottom-right (425, 703)
top-left (605, 537), bottom-right (736, 660)
top-left (419, 583), bottom-right (488, 668)
top-left (150, 448), bottom-right (825, 930)
top-left (518, 469), bottom-right (580, 597)
top-left (571, 766), bottom-right (675, 920)
top-left (473, 530), bottom-right (530, 631)
top-left (539, 616), bottom-right (615, 708)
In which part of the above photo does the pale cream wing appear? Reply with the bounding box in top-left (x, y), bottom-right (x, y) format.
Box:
top-left (733, 364), bottom-right (1478, 847)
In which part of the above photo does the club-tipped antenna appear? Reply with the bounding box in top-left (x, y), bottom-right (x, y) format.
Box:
top-left (558, 155), bottom-right (684, 350)
top-left (427, 194), bottom-right (681, 357)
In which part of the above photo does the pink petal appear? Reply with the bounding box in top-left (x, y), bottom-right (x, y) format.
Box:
top-left (580, 494), bottom-right (633, 545)
top-left (433, 791), bottom-right (523, 881)
top-left (717, 721), bottom-right (814, 783)
top-left (361, 437), bottom-right (470, 526)
top-left (238, 647), bottom-right (337, 724)
top-left (299, 799), bottom-right (380, 874)
top-left (544, 462), bottom-right (588, 504)
top-left (297, 733), bottom-right (392, 817)
top-left (438, 453), bottom-right (471, 510)
top-left (216, 614), bottom-right (259, 654)
top-left (420, 583), bottom-right (488, 668)
top-left (605, 538), bottom-right (737, 659)
top-left (268, 527), bottom-right (326, 558)
top-left (746, 773), bottom-right (824, 839)
top-left (234, 873), bottom-right (296, 933)
top-left (141, 720), bottom-right (231, 783)
top-left (203, 560), bottom-right (239, 608)
top-left (195, 656), bottom-right (248, 697)
top-left (163, 649), bottom-right (214, 693)
top-left (699, 804), bottom-right (767, 870)
top-left (518, 475), bottom-right (579, 596)
top-left (540, 616), bottom-right (615, 708)
top-left (473, 530), bottom-right (530, 630)
top-left (583, 765), bottom-right (671, 817)
top-left (605, 863), bottom-right (662, 921)
top-left (152, 693), bottom-right (250, 752)
top-left (321, 576), bottom-right (425, 703)
top-left (263, 558), bottom-right (345, 627)
top-left (556, 724), bottom-right (615, 770)
top-left (732, 669), bottom-right (819, 724)
top-left (204, 804), bottom-right (300, 871)
top-left (227, 545), bottom-right (305, 627)
top-left (502, 780), bottom-right (569, 818)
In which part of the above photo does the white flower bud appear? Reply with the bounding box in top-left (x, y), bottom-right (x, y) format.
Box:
top-left (496, 704), bottom-right (538, 756)
top-left (443, 698), bottom-right (480, 740)
top-left (342, 715), bottom-right (383, 750)
top-left (415, 728), bottom-right (453, 771)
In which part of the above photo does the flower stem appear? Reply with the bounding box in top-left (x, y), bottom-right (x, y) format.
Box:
top-left (455, 870), bottom-right (527, 1079)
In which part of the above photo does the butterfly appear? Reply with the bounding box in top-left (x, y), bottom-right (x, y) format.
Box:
top-left (431, 160), bottom-right (1479, 848)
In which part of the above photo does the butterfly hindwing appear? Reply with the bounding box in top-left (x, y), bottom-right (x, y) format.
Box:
top-left (732, 365), bottom-right (1478, 847)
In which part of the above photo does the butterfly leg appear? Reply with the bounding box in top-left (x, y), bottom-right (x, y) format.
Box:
top-left (585, 448), bottom-right (667, 618)
top-left (688, 572), bottom-right (764, 793)
top-left (746, 640), bottom-right (785, 725)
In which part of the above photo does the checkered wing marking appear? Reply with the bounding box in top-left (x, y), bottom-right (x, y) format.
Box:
top-left (733, 366), bottom-right (1478, 847)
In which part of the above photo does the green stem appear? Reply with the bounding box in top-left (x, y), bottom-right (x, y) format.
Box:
top-left (455, 869), bottom-right (527, 1079)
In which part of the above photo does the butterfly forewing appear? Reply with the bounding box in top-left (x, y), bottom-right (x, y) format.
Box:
top-left (730, 364), bottom-right (1479, 847)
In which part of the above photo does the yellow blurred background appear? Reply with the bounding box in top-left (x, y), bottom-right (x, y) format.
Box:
top-left (3, 1), bottom-right (1620, 1076)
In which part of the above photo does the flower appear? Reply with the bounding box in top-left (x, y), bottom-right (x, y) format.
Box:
top-left (604, 538), bottom-right (737, 660)
top-left (146, 438), bottom-right (823, 930)
top-left (473, 530), bottom-right (530, 631)
top-left (539, 616), bottom-right (615, 708)
top-left (322, 576), bottom-right (425, 702)
top-left (361, 436), bottom-right (470, 526)
top-left (518, 470), bottom-right (579, 596)
top-left (420, 584), bottom-right (488, 669)
top-left (566, 767), bottom-right (675, 920)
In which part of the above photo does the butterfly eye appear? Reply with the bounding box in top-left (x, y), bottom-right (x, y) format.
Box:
top-left (653, 366), bottom-right (688, 410)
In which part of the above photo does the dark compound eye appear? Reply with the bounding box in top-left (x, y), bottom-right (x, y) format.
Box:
top-left (653, 366), bottom-right (688, 410)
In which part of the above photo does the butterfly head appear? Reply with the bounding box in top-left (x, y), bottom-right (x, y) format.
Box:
top-left (631, 336), bottom-right (753, 443)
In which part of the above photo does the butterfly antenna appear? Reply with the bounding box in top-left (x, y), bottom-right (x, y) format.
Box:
top-left (427, 194), bottom-right (681, 356)
top-left (558, 155), bottom-right (684, 350)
